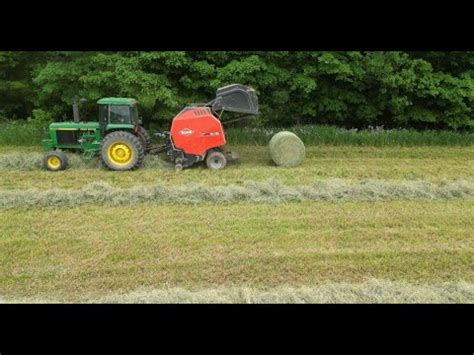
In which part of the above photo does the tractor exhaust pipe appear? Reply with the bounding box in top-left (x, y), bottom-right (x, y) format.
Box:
top-left (73, 102), bottom-right (80, 123)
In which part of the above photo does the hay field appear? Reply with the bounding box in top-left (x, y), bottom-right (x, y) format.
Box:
top-left (0, 145), bottom-right (473, 303)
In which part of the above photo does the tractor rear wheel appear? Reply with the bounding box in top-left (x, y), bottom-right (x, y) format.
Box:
top-left (43, 150), bottom-right (68, 171)
top-left (206, 150), bottom-right (227, 170)
top-left (136, 126), bottom-right (152, 153)
top-left (100, 131), bottom-right (144, 171)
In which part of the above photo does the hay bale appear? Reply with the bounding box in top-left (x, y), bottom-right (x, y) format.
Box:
top-left (269, 131), bottom-right (305, 167)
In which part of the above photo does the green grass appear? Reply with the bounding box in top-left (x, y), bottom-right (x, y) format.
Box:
top-left (1, 200), bottom-right (473, 301)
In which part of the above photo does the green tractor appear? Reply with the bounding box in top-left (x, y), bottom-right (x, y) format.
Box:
top-left (42, 98), bottom-right (151, 171)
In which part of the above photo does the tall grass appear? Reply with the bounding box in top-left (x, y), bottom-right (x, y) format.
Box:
top-left (1, 179), bottom-right (472, 209)
top-left (0, 121), bottom-right (473, 147)
top-left (0, 120), bottom-right (47, 146)
top-left (226, 125), bottom-right (474, 146)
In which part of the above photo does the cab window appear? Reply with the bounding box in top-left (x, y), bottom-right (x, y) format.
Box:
top-left (109, 105), bottom-right (131, 124)
top-left (99, 105), bottom-right (108, 125)
top-left (131, 105), bottom-right (139, 123)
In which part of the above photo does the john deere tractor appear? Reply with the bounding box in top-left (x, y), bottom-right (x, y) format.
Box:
top-left (42, 98), bottom-right (151, 171)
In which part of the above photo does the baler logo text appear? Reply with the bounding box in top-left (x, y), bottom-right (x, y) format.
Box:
top-left (179, 128), bottom-right (194, 136)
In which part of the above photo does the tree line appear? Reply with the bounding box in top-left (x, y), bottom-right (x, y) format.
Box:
top-left (0, 51), bottom-right (473, 130)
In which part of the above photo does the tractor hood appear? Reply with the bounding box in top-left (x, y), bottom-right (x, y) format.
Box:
top-left (211, 84), bottom-right (259, 115)
top-left (49, 122), bottom-right (100, 130)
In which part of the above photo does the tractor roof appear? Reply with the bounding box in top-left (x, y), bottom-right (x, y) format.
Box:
top-left (97, 98), bottom-right (138, 106)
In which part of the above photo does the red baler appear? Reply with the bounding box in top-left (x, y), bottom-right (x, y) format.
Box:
top-left (161, 84), bottom-right (259, 170)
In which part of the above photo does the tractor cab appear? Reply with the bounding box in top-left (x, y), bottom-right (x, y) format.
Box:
top-left (97, 98), bottom-right (141, 133)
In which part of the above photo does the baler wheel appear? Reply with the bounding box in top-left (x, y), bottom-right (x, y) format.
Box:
top-left (206, 150), bottom-right (227, 170)
top-left (100, 131), bottom-right (144, 171)
top-left (43, 150), bottom-right (68, 171)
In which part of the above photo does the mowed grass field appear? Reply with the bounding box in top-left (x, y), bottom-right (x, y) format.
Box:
top-left (0, 145), bottom-right (472, 189)
top-left (0, 145), bottom-right (473, 303)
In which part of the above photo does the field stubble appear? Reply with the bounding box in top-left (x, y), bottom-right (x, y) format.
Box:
top-left (0, 144), bottom-right (472, 302)
top-left (1, 200), bottom-right (473, 301)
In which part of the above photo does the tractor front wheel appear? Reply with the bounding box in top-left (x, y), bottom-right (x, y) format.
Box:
top-left (43, 150), bottom-right (68, 171)
top-left (100, 131), bottom-right (144, 171)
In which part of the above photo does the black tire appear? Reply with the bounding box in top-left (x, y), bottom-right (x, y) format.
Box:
top-left (43, 150), bottom-right (68, 171)
top-left (136, 126), bottom-right (152, 153)
top-left (100, 131), bottom-right (144, 171)
top-left (206, 150), bottom-right (227, 170)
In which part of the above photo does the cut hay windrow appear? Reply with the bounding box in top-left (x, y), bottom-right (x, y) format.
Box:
top-left (2, 279), bottom-right (473, 304)
top-left (0, 179), bottom-right (473, 209)
top-left (78, 279), bottom-right (474, 304)
top-left (0, 152), bottom-right (172, 171)
top-left (0, 152), bottom-right (45, 170)
top-left (269, 131), bottom-right (305, 167)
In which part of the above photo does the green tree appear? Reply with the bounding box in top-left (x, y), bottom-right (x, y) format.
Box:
top-left (1, 51), bottom-right (472, 130)
top-left (0, 51), bottom-right (47, 120)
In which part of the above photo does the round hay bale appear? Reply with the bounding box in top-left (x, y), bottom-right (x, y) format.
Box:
top-left (269, 131), bottom-right (305, 167)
